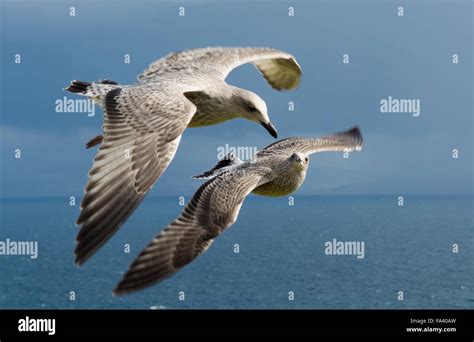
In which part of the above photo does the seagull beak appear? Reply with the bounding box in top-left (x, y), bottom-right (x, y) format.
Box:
top-left (260, 121), bottom-right (278, 139)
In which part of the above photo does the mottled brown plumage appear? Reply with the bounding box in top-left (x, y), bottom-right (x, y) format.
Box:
top-left (114, 127), bottom-right (363, 295)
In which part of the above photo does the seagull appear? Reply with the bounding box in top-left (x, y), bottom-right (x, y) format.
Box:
top-left (113, 126), bottom-right (363, 295)
top-left (65, 47), bottom-right (302, 265)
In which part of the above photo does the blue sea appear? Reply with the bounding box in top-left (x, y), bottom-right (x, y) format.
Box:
top-left (0, 195), bottom-right (472, 309)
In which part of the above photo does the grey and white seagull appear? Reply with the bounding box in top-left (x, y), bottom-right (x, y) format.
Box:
top-left (113, 126), bottom-right (363, 295)
top-left (65, 47), bottom-right (302, 265)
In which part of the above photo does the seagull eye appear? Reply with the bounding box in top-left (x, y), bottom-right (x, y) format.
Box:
top-left (305, 157), bottom-right (309, 162)
top-left (247, 105), bottom-right (258, 112)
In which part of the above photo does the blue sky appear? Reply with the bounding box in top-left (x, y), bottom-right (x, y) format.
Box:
top-left (0, 0), bottom-right (472, 197)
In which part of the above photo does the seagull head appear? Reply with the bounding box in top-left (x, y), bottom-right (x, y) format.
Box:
top-left (232, 88), bottom-right (277, 139)
top-left (289, 152), bottom-right (309, 171)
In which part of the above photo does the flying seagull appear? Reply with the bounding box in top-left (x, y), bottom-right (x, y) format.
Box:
top-left (113, 126), bottom-right (363, 295)
top-left (65, 47), bottom-right (302, 265)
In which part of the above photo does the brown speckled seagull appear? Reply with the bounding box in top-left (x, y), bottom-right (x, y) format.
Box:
top-left (113, 126), bottom-right (363, 295)
top-left (65, 47), bottom-right (302, 265)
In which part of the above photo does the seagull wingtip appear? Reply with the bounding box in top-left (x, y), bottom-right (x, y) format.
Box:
top-left (112, 283), bottom-right (128, 297)
top-left (350, 126), bottom-right (363, 150)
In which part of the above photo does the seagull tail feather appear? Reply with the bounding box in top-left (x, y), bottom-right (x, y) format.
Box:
top-left (65, 80), bottom-right (92, 94)
top-left (192, 153), bottom-right (244, 179)
top-left (64, 80), bottom-right (120, 98)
